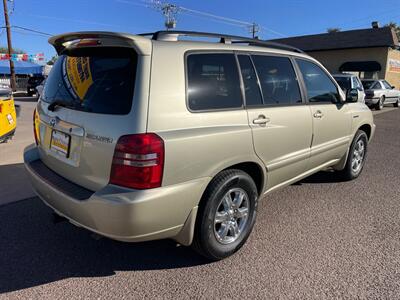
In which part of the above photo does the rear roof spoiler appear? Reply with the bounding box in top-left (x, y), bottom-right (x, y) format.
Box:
top-left (48, 31), bottom-right (152, 55)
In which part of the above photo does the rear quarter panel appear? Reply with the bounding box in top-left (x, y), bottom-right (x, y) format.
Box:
top-left (0, 97), bottom-right (17, 138)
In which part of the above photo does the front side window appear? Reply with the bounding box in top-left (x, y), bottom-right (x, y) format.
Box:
top-left (187, 53), bottom-right (243, 111)
top-left (252, 55), bottom-right (302, 105)
top-left (382, 81), bottom-right (392, 89)
top-left (297, 59), bottom-right (340, 103)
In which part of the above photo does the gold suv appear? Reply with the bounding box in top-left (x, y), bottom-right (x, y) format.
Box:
top-left (24, 31), bottom-right (375, 260)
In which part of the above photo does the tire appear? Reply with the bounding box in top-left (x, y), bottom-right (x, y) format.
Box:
top-left (394, 98), bottom-right (399, 108)
top-left (192, 169), bottom-right (258, 261)
top-left (340, 130), bottom-right (368, 181)
top-left (375, 96), bottom-right (384, 110)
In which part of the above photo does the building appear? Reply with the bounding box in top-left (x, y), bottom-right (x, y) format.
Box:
top-left (272, 24), bottom-right (400, 88)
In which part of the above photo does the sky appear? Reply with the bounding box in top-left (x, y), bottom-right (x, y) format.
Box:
top-left (2, 0), bottom-right (400, 62)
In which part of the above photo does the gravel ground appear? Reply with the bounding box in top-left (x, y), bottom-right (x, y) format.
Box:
top-left (0, 109), bottom-right (399, 299)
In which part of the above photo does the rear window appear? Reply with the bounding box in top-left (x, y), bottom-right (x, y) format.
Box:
top-left (42, 47), bottom-right (137, 115)
top-left (187, 53), bottom-right (243, 111)
top-left (362, 80), bottom-right (380, 90)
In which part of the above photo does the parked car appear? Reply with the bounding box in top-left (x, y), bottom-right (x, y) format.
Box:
top-left (24, 31), bottom-right (375, 260)
top-left (27, 74), bottom-right (45, 97)
top-left (0, 85), bottom-right (16, 143)
top-left (361, 79), bottom-right (400, 110)
top-left (333, 74), bottom-right (365, 103)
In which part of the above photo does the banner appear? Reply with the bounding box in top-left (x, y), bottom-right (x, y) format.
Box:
top-left (389, 59), bottom-right (400, 73)
top-left (63, 56), bottom-right (93, 101)
top-left (0, 52), bottom-right (44, 62)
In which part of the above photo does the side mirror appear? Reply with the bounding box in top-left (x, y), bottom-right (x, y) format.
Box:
top-left (346, 88), bottom-right (359, 103)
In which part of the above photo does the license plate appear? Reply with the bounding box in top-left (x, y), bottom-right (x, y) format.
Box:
top-left (6, 114), bottom-right (13, 125)
top-left (50, 130), bottom-right (70, 157)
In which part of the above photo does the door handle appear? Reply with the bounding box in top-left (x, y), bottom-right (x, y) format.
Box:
top-left (253, 115), bottom-right (270, 125)
top-left (313, 110), bottom-right (324, 119)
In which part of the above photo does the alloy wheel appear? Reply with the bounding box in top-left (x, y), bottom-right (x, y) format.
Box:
top-left (213, 188), bottom-right (249, 245)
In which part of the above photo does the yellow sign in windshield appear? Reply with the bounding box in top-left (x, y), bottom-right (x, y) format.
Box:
top-left (65, 57), bottom-right (93, 100)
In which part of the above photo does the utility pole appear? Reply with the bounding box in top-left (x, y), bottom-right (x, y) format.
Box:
top-left (161, 3), bottom-right (179, 30)
top-left (150, 1), bottom-right (179, 30)
top-left (2, 0), bottom-right (15, 91)
top-left (250, 22), bottom-right (259, 39)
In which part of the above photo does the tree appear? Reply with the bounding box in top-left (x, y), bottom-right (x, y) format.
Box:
top-left (0, 46), bottom-right (25, 54)
top-left (46, 55), bottom-right (58, 65)
top-left (385, 22), bottom-right (400, 40)
top-left (327, 28), bottom-right (341, 33)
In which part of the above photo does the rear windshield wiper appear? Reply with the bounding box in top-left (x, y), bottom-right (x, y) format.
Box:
top-left (47, 99), bottom-right (75, 112)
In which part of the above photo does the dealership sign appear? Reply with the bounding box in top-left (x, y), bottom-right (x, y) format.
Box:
top-left (0, 53), bottom-right (44, 62)
top-left (389, 59), bottom-right (400, 73)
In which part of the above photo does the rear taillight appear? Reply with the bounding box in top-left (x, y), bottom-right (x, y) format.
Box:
top-left (33, 108), bottom-right (39, 145)
top-left (110, 133), bottom-right (164, 189)
top-left (365, 90), bottom-right (375, 98)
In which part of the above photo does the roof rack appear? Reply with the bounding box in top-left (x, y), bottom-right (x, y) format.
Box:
top-left (141, 30), bottom-right (304, 53)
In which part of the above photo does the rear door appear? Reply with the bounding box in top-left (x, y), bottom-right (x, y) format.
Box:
top-left (35, 44), bottom-right (145, 191)
top-left (295, 59), bottom-right (351, 169)
top-left (238, 53), bottom-right (312, 190)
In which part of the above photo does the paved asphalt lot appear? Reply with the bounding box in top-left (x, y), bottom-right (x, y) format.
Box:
top-left (0, 99), bottom-right (399, 299)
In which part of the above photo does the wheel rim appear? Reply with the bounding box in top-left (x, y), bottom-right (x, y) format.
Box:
top-left (351, 138), bottom-right (365, 173)
top-left (213, 188), bottom-right (250, 245)
top-left (380, 98), bottom-right (384, 109)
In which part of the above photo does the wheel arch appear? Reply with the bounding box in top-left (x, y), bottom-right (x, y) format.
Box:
top-left (358, 123), bottom-right (372, 141)
top-left (221, 161), bottom-right (265, 195)
top-left (333, 123), bottom-right (372, 171)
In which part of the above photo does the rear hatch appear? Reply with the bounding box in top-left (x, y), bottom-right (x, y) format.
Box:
top-left (35, 32), bottom-right (152, 191)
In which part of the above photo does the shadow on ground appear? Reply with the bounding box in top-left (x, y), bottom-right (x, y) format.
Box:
top-left (297, 170), bottom-right (346, 184)
top-left (0, 197), bottom-right (209, 294)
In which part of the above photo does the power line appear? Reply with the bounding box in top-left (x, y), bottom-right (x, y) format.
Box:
top-left (12, 25), bottom-right (52, 36)
top-left (115, 0), bottom-right (286, 37)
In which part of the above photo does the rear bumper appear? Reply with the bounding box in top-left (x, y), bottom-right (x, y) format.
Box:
top-left (24, 145), bottom-right (210, 245)
top-left (0, 128), bottom-right (15, 142)
top-left (365, 97), bottom-right (379, 105)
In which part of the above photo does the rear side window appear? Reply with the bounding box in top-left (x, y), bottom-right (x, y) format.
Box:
top-left (362, 80), bottom-right (379, 90)
top-left (187, 53), bottom-right (243, 111)
top-left (237, 55), bottom-right (263, 106)
top-left (43, 47), bottom-right (137, 115)
top-left (297, 59), bottom-right (340, 103)
top-left (251, 55), bottom-right (302, 105)
top-left (372, 82), bottom-right (382, 89)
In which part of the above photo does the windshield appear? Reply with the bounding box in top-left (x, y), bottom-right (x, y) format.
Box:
top-left (333, 77), bottom-right (351, 91)
top-left (42, 47), bottom-right (137, 115)
top-left (362, 80), bottom-right (378, 90)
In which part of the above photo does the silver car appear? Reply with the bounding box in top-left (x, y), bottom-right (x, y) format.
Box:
top-left (362, 79), bottom-right (400, 110)
top-left (333, 74), bottom-right (365, 103)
